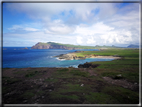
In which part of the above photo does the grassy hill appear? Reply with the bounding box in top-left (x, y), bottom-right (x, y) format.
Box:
top-left (32, 42), bottom-right (121, 49)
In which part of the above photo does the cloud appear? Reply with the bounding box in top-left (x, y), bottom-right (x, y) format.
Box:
top-left (43, 19), bottom-right (75, 35)
top-left (3, 2), bottom-right (140, 47)
top-left (76, 36), bottom-right (83, 44)
top-left (74, 22), bottom-right (114, 36)
top-left (5, 3), bottom-right (117, 24)
top-left (100, 30), bottom-right (134, 44)
top-left (24, 27), bottom-right (38, 31)
top-left (87, 36), bottom-right (96, 44)
top-left (8, 24), bottom-right (40, 33)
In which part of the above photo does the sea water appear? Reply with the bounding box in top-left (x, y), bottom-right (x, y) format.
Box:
top-left (2, 47), bottom-right (114, 68)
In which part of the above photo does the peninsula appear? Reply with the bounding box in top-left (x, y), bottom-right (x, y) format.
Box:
top-left (31, 42), bottom-right (118, 50)
top-left (31, 42), bottom-right (95, 50)
top-left (55, 51), bottom-right (121, 60)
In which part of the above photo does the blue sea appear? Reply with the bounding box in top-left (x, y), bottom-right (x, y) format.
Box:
top-left (2, 47), bottom-right (114, 68)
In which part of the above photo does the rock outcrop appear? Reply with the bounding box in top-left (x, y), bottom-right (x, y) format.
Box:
top-left (78, 62), bottom-right (100, 68)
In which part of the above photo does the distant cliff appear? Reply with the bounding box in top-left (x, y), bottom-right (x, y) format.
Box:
top-left (31, 42), bottom-right (83, 50)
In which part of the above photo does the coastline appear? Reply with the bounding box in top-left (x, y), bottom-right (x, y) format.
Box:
top-left (55, 51), bottom-right (122, 60)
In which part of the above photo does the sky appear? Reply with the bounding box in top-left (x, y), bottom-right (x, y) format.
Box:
top-left (2, 0), bottom-right (141, 47)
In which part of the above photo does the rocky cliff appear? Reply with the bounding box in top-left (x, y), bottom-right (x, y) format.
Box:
top-left (31, 42), bottom-right (82, 50)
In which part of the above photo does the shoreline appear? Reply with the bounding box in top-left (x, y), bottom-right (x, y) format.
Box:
top-left (55, 51), bottom-right (121, 60)
top-left (3, 52), bottom-right (121, 69)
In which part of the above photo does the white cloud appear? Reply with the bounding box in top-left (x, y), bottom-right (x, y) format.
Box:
top-left (8, 24), bottom-right (39, 32)
top-left (43, 19), bottom-right (75, 35)
top-left (76, 36), bottom-right (83, 44)
top-left (74, 22), bottom-right (114, 36)
top-left (8, 25), bottom-right (22, 30)
top-left (100, 30), bottom-right (134, 44)
top-left (3, 2), bottom-right (140, 46)
top-left (5, 3), bottom-right (116, 23)
top-left (24, 27), bottom-right (38, 31)
top-left (87, 36), bottom-right (96, 44)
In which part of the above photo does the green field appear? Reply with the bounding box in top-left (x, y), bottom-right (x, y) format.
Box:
top-left (76, 48), bottom-right (139, 57)
top-left (2, 48), bottom-right (140, 104)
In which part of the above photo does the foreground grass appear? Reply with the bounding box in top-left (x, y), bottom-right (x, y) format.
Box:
top-left (2, 48), bottom-right (140, 104)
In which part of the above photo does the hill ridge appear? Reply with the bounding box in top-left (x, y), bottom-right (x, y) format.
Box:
top-left (31, 42), bottom-right (126, 50)
top-left (31, 42), bottom-right (97, 50)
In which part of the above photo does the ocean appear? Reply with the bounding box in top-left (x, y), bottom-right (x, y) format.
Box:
top-left (2, 47), bottom-right (114, 68)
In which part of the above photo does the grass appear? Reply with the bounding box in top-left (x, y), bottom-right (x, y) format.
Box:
top-left (57, 68), bottom-right (69, 73)
top-left (76, 48), bottom-right (139, 57)
top-left (70, 69), bottom-right (89, 77)
top-left (2, 76), bottom-right (21, 84)
top-left (49, 82), bottom-right (92, 103)
top-left (102, 72), bottom-right (123, 79)
top-left (22, 91), bottom-right (35, 99)
top-left (61, 83), bottom-right (91, 93)
top-left (102, 86), bottom-right (139, 104)
top-left (45, 78), bottom-right (58, 83)
top-left (75, 49), bottom-right (139, 83)
top-left (49, 92), bottom-right (81, 103)
top-left (91, 58), bottom-right (139, 83)
top-left (25, 70), bottom-right (38, 77)
top-left (84, 92), bottom-right (119, 104)
top-left (122, 71), bottom-right (139, 83)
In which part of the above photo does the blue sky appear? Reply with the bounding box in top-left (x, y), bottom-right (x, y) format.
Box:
top-left (2, 1), bottom-right (140, 47)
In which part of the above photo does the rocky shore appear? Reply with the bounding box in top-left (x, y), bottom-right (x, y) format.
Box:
top-left (54, 51), bottom-right (121, 60)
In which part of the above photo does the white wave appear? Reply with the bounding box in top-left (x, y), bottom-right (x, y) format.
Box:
top-left (56, 58), bottom-right (66, 61)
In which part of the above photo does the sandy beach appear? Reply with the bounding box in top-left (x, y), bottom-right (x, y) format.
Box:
top-left (91, 55), bottom-right (121, 59)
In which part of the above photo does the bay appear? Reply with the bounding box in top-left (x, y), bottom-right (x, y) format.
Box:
top-left (2, 47), bottom-right (114, 68)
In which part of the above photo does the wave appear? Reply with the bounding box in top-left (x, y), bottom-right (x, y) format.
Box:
top-left (56, 58), bottom-right (66, 61)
